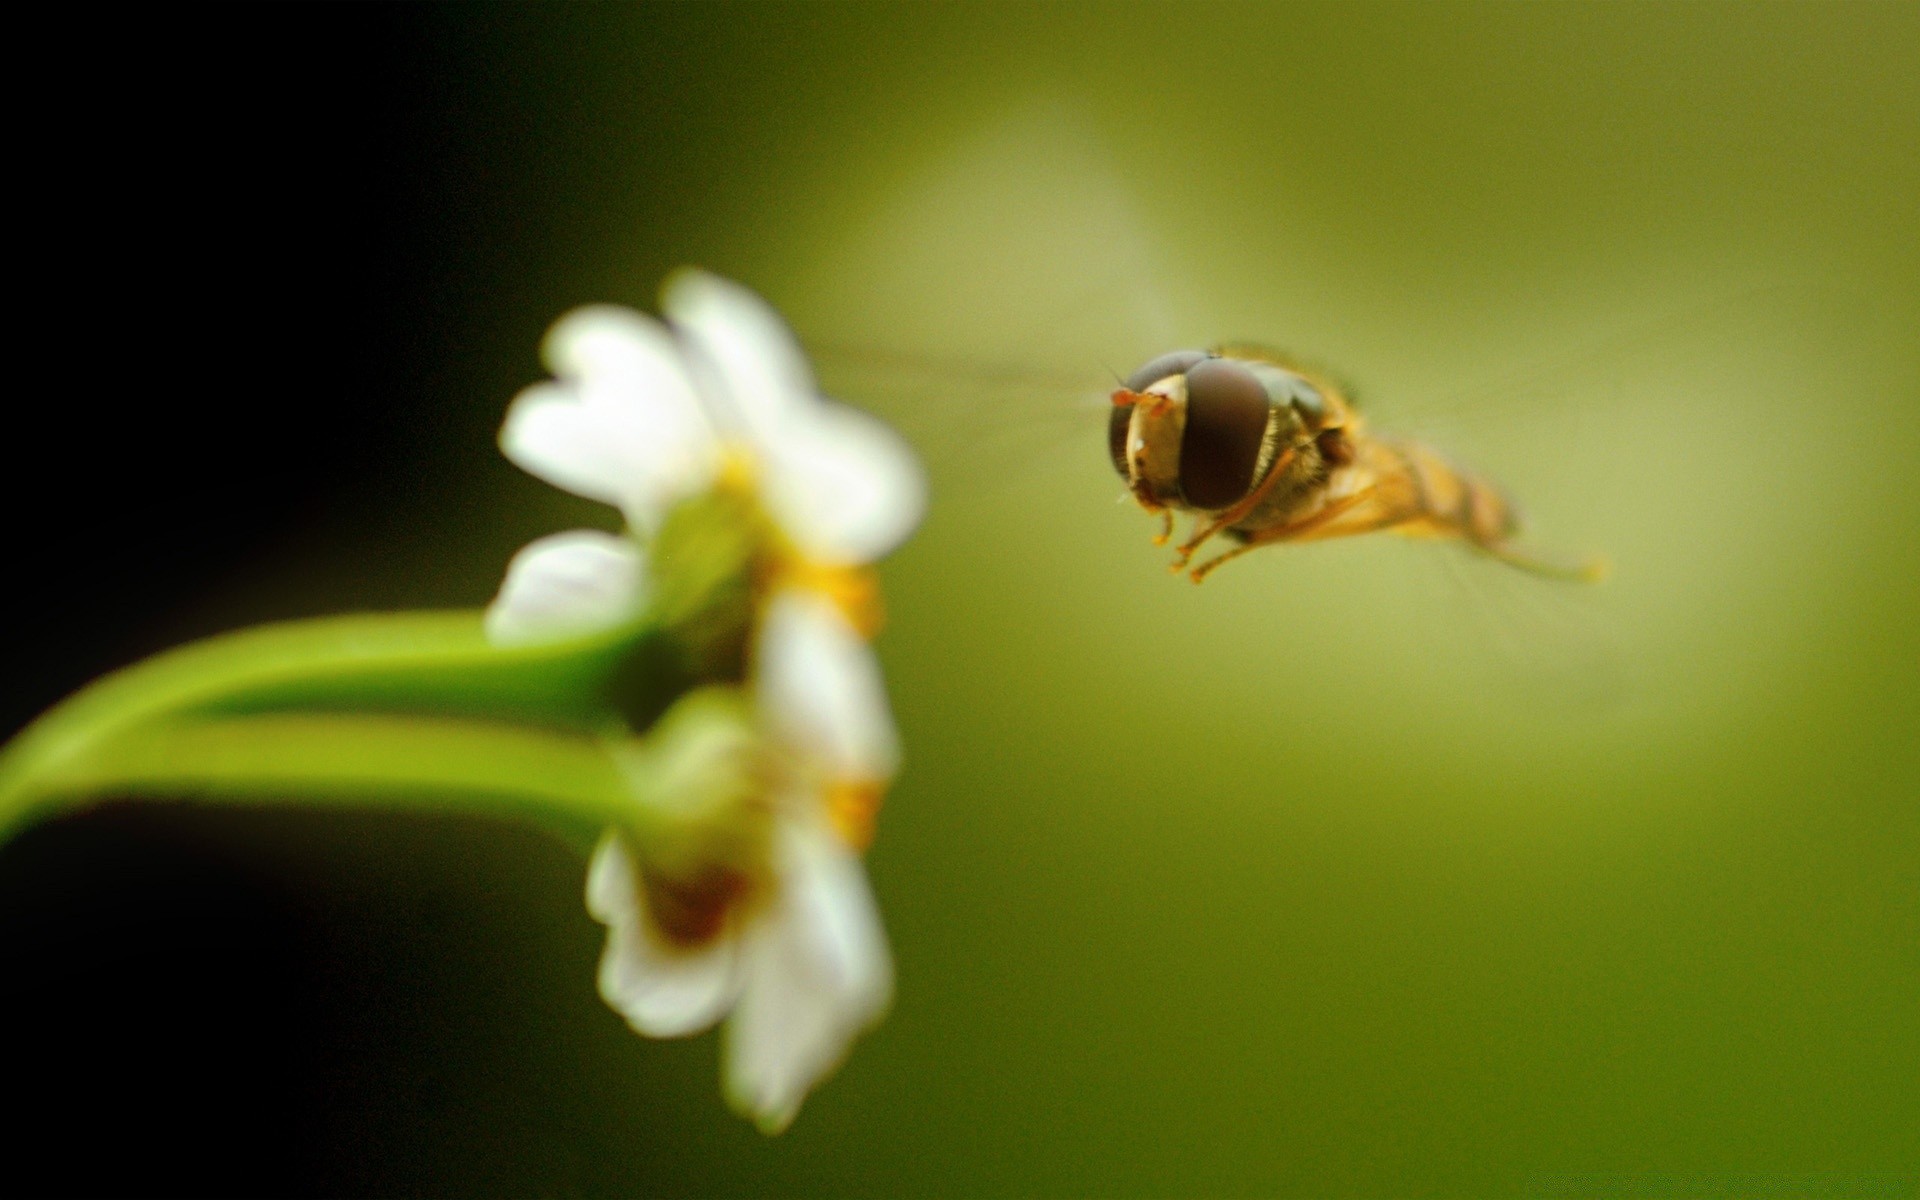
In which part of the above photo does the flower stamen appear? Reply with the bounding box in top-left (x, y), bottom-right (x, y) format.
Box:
top-left (779, 561), bottom-right (885, 638)
top-left (825, 778), bottom-right (888, 852)
top-left (715, 446), bottom-right (761, 495)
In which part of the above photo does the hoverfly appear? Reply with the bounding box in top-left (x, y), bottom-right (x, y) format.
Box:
top-left (1109, 347), bottom-right (1605, 584)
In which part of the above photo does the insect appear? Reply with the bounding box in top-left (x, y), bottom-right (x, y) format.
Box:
top-left (1108, 346), bottom-right (1606, 584)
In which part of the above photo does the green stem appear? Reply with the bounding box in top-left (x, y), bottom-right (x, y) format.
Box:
top-left (14, 711), bottom-right (637, 851)
top-left (0, 608), bottom-right (685, 843)
top-left (0, 493), bottom-right (776, 847)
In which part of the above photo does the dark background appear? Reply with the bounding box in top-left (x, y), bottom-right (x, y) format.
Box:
top-left (7, 8), bottom-right (549, 1194)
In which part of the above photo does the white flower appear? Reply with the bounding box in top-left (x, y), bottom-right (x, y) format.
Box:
top-left (483, 530), bottom-right (646, 649)
top-left (499, 270), bottom-right (923, 561)
top-left (661, 271), bottom-right (924, 566)
top-left (586, 588), bottom-right (897, 1132)
top-left (498, 304), bottom-right (719, 539)
top-left (486, 271), bottom-right (921, 1131)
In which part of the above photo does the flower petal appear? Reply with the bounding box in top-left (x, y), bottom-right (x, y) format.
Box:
top-left (723, 819), bottom-right (892, 1133)
top-left (757, 589), bottom-right (901, 781)
top-left (502, 306), bottom-right (719, 530)
top-left (661, 269), bottom-right (816, 447)
top-left (499, 381), bottom-right (648, 510)
top-left (587, 831), bottom-right (744, 1038)
top-left (484, 530), bottom-right (646, 647)
top-left (541, 305), bottom-right (689, 395)
top-left (763, 402), bottom-right (927, 565)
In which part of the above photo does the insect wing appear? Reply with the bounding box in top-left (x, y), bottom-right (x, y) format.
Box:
top-left (810, 342), bottom-right (1116, 499)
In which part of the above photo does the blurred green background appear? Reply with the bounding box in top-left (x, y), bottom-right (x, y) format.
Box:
top-left (5, 3), bottom-right (1916, 1196)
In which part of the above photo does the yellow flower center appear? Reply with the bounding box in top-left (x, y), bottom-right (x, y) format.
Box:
top-left (825, 777), bottom-right (887, 852)
top-left (780, 560), bottom-right (884, 638)
top-left (713, 444), bottom-right (887, 638)
top-left (715, 446), bottom-right (760, 495)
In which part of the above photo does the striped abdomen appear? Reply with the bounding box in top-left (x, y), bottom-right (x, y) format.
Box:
top-left (1375, 438), bottom-right (1522, 550)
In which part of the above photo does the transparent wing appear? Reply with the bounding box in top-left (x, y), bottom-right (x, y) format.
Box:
top-left (1307, 277), bottom-right (1839, 710)
top-left (810, 342), bottom-right (1114, 499)
top-left (772, 102), bottom-right (1186, 503)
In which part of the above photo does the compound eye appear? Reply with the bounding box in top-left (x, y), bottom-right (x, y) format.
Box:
top-left (1180, 357), bottom-right (1270, 508)
top-left (1123, 349), bottom-right (1209, 393)
top-left (1107, 400), bottom-right (1133, 478)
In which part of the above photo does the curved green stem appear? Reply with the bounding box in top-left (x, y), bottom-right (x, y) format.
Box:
top-left (11, 711), bottom-right (636, 850)
top-left (0, 491), bottom-right (777, 847)
top-left (0, 609), bottom-right (685, 844)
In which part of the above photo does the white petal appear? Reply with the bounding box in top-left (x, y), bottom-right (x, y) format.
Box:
top-left (763, 402), bottom-right (926, 565)
top-left (661, 269), bottom-right (815, 446)
top-left (723, 819), bottom-right (892, 1133)
top-left (757, 589), bottom-right (900, 781)
top-left (484, 530), bottom-right (647, 647)
top-left (499, 382), bottom-right (718, 532)
top-left (542, 305), bottom-right (686, 392)
top-left (503, 306), bottom-right (720, 530)
top-left (586, 831), bottom-right (744, 1038)
top-left (500, 383), bottom-right (652, 509)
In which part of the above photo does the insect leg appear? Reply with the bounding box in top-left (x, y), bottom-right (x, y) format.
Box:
top-left (1480, 542), bottom-right (1611, 583)
top-left (1168, 447), bottom-right (1297, 570)
top-left (1187, 487), bottom-right (1387, 583)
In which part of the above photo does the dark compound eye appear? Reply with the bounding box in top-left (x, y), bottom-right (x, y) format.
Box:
top-left (1123, 349), bottom-right (1209, 393)
top-left (1180, 357), bottom-right (1271, 508)
top-left (1107, 399), bottom-right (1133, 478)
